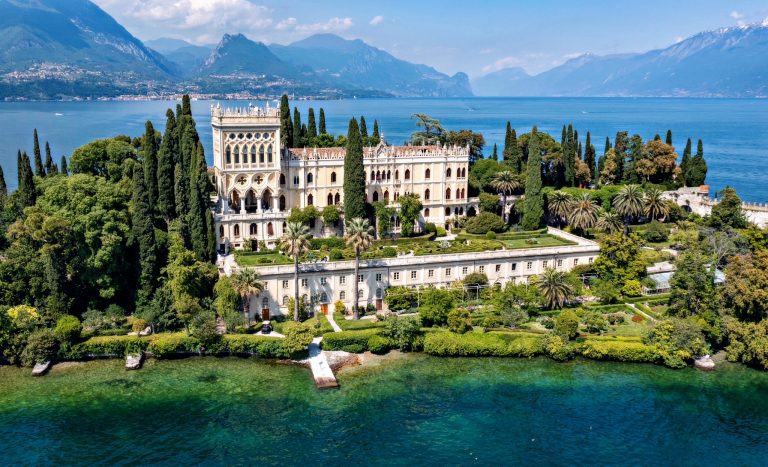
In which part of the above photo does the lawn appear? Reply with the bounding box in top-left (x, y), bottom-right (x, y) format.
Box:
top-left (235, 251), bottom-right (292, 266)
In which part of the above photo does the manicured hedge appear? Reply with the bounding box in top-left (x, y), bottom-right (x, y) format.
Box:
top-left (146, 333), bottom-right (201, 358)
top-left (223, 335), bottom-right (291, 358)
top-left (578, 339), bottom-right (659, 363)
top-left (62, 335), bottom-right (148, 359)
top-left (423, 332), bottom-right (542, 357)
top-left (321, 329), bottom-right (382, 352)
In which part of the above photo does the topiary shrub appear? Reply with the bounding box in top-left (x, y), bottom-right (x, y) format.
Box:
top-left (622, 279), bottom-right (643, 297)
top-left (541, 316), bottom-right (555, 329)
top-left (436, 226), bottom-right (447, 237)
top-left (21, 330), bottom-right (59, 367)
top-left (54, 315), bottom-right (82, 343)
top-left (582, 311), bottom-right (608, 334)
top-left (554, 310), bottom-right (579, 340)
top-left (147, 333), bottom-right (200, 358)
top-left (542, 334), bottom-right (574, 361)
top-left (425, 223), bottom-right (437, 234)
top-left (367, 335), bottom-right (391, 354)
top-left (282, 321), bottom-right (314, 354)
top-left (447, 308), bottom-right (473, 334)
top-left (382, 246), bottom-right (397, 257)
top-left (578, 339), bottom-right (658, 363)
top-left (322, 329), bottom-right (382, 352)
top-left (329, 249), bottom-right (344, 261)
top-left (465, 212), bottom-right (506, 235)
top-left (485, 231), bottom-right (497, 240)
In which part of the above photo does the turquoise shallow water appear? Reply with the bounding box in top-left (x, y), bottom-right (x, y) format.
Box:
top-left (2, 97), bottom-right (768, 201)
top-left (1, 355), bottom-right (768, 466)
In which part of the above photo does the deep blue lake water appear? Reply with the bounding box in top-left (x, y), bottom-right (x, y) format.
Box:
top-left (1, 97), bottom-right (767, 201)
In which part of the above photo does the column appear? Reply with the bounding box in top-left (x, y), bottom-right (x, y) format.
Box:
top-left (272, 195), bottom-right (280, 213)
top-left (240, 197), bottom-right (246, 214)
top-left (256, 197), bottom-right (262, 214)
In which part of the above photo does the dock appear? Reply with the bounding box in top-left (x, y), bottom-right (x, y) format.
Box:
top-left (308, 337), bottom-right (338, 389)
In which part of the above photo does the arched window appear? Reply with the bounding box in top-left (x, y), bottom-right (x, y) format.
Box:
top-left (307, 173), bottom-right (314, 184)
top-left (280, 173), bottom-right (286, 185)
top-left (219, 225), bottom-right (224, 237)
top-left (445, 207), bottom-right (451, 216)
top-left (234, 224), bottom-right (240, 237)
top-left (267, 144), bottom-right (273, 163)
top-left (267, 222), bottom-right (274, 236)
top-left (395, 170), bottom-right (399, 180)
top-left (446, 168), bottom-right (452, 178)
top-left (320, 292), bottom-right (329, 303)
top-left (454, 207), bottom-right (459, 215)
top-left (462, 188), bottom-right (466, 199)
top-left (371, 170), bottom-right (375, 181)
top-left (279, 195), bottom-right (286, 211)
top-left (405, 169), bottom-right (411, 180)
top-left (372, 191), bottom-right (379, 202)
top-left (376, 170), bottom-right (381, 181)
top-left (394, 192), bottom-right (400, 201)
top-left (387, 170), bottom-right (391, 180)
top-left (376, 288), bottom-right (383, 299)
top-left (334, 193), bottom-right (341, 205)
top-left (282, 221), bottom-right (287, 231)
top-left (327, 193), bottom-right (333, 205)
top-left (234, 146), bottom-right (240, 164)
top-left (340, 291), bottom-right (346, 300)
top-left (425, 168), bottom-right (431, 179)
top-left (250, 146), bottom-right (256, 163)
top-left (459, 207), bottom-right (464, 215)
top-left (384, 190), bottom-right (389, 204)
top-left (226, 146), bottom-right (231, 164)
top-left (282, 295), bottom-right (289, 306)
top-left (259, 145), bottom-right (265, 163)
top-left (462, 168), bottom-right (467, 178)
top-left (331, 172), bottom-right (337, 183)
top-left (446, 188), bottom-right (451, 200)
top-left (307, 194), bottom-right (314, 205)
top-left (249, 223), bottom-right (257, 235)
top-left (425, 208), bottom-right (430, 217)
top-left (424, 189), bottom-right (430, 200)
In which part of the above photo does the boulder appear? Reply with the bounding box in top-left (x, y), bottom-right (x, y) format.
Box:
top-left (32, 361), bottom-right (52, 376)
top-left (694, 355), bottom-right (715, 371)
top-left (126, 353), bottom-right (144, 370)
top-left (138, 326), bottom-right (152, 336)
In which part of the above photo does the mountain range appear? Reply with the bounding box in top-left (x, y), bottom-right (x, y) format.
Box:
top-left (473, 22), bottom-right (768, 97)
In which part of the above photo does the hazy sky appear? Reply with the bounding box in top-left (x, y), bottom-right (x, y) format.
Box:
top-left (93, 0), bottom-right (768, 77)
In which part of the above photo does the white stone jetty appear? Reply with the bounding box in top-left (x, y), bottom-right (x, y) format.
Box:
top-left (126, 353), bottom-right (144, 370)
top-left (32, 361), bottom-right (52, 376)
top-left (308, 337), bottom-right (338, 389)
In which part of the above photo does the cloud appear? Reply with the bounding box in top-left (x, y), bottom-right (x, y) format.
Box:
top-left (730, 10), bottom-right (746, 26)
top-left (369, 15), bottom-right (384, 26)
top-left (295, 17), bottom-right (353, 34)
top-left (481, 53), bottom-right (546, 74)
top-left (275, 17), bottom-right (297, 30)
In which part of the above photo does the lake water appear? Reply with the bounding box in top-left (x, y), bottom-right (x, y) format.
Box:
top-left (1, 356), bottom-right (767, 465)
top-left (2, 97), bottom-right (767, 201)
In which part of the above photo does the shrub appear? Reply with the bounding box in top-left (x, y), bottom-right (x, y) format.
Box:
top-left (436, 226), bottom-right (447, 237)
top-left (367, 335), bottom-right (391, 354)
top-left (54, 315), bottom-right (82, 343)
top-left (282, 321), bottom-right (315, 354)
top-left (423, 332), bottom-right (541, 357)
top-left (223, 335), bottom-right (290, 358)
top-left (631, 314), bottom-right (645, 323)
top-left (382, 315), bottom-right (423, 351)
top-left (322, 329), bottom-right (382, 352)
top-left (418, 288), bottom-right (456, 326)
top-left (541, 316), bottom-right (555, 329)
top-left (643, 318), bottom-right (707, 368)
top-left (622, 279), bottom-right (643, 297)
top-left (310, 237), bottom-right (345, 250)
top-left (578, 339), bottom-right (658, 363)
top-left (605, 313), bottom-right (626, 325)
top-left (555, 310), bottom-right (579, 340)
top-left (542, 334), bottom-right (574, 361)
top-left (642, 220), bottom-right (669, 243)
top-left (63, 335), bottom-right (147, 359)
top-left (465, 212), bottom-right (506, 235)
top-left (21, 330), bottom-right (59, 367)
top-left (192, 319), bottom-right (222, 349)
top-left (329, 249), bottom-right (344, 261)
top-left (463, 272), bottom-right (488, 288)
top-left (131, 318), bottom-right (149, 333)
top-left (482, 316), bottom-right (503, 329)
top-left (582, 311), bottom-right (608, 334)
top-left (447, 308), bottom-right (473, 334)
top-left (485, 231), bottom-right (497, 240)
top-left (425, 223), bottom-right (437, 234)
top-left (147, 333), bottom-right (200, 358)
top-left (334, 300), bottom-right (346, 315)
top-left (382, 247), bottom-right (397, 257)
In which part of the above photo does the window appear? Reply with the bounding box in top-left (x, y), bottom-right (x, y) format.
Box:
top-left (358, 289), bottom-right (364, 300)
top-left (557, 259), bottom-right (563, 268)
top-left (395, 170), bottom-right (399, 180)
top-left (250, 147), bottom-right (256, 163)
top-left (496, 264), bottom-right (501, 272)
top-left (320, 292), bottom-right (328, 303)
top-left (445, 268), bottom-right (452, 276)
top-left (282, 280), bottom-right (289, 289)
top-left (262, 297), bottom-right (268, 307)
top-left (526, 261), bottom-right (532, 270)
top-left (327, 193), bottom-right (333, 205)
top-left (424, 189), bottom-right (430, 201)
top-left (411, 271), bottom-right (417, 279)
top-left (331, 172), bottom-right (337, 183)
top-left (268, 145), bottom-right (273, 163)
top-left (234, 224), bottom-right (240, 237)
top-left (446, 168), bottom-right (452, 178)
top-left (425, 168), bottom-right (431, 179)
top-left (462, 266), bottom-right (468, 275)
top-left (405, 169), bottom-right (411, 180)
top-left (340, 276), bottom-right (346, 285)
top-left (589, 257), bottom-right (594, 264)
top-left (320, 277), bottom-right (327, 285)
top-left (249, 223), bottom-right (257, 235)
top-left (393, 272), bottom-right (400, 280)
top-left (307, 173), bottom-right (313, 184)
top-left (301, 278), bottom-right (308, 287)
top-left (543, 260), bottom-right (548, 268)
top-left (234, 146), bottom-right (240, 164)
top-left (574, 258), bottom-right (579, 266)
top-left (259, 145), bottom-right (265, 163)
top-left (446, 188), bottom-right (451, 200)
top-left (307, 194), bottom-right (314, 206)
top-left (340, 291), bottom-right (346, 300)
top-left (293, 175), bottom-right (299, 185)
top-left (424, 208), bottom-right (430, 217)
top-left (226, 147), bottom-right (231, 164)
top-left (512, 263), bottom-right (517, 271)
top-left (280, 173), bottom-right (286, 185)
top-left (358, 274), bottom-right (364, 283)
top-left (375, 273), bottom-right (382, 282)
top-left (479, 265), bottom-right (485, 273)
top-left (282, 295), bottom-right (289, 305)
top-left (376, 288), bottom-right (383, 299)
top-left (428, 269), bottom-right (434, 278)
top-left (335, 193), bottom-right (341, 205)
top-left (219, 225), bottom-right (224, 238)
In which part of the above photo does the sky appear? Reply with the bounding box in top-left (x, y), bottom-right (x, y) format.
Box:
top-left (93, 0), bottom-right (768, 77)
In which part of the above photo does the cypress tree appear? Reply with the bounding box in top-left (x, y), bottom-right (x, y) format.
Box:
top-left (292, 107), bottom-right (301, 147)
top-left (564, 124), bottom-right (576, 187)
top-left (371, 119), bottom-right (380, 145)
top-left (666, 130), bottom-right (673, 146)
top-left (360, 116), bottom-right (369, 142)
top-left (60, 155), bottom-right (68, 175)
top-left (33, 129), bottom-right (44, 177)
top-left (343, 118), bottom-right (366, 220)
top-left (131, 162), bottom-right (158, 307)
top-left (17, 150), bottom-right (36, 209)
top-left (680, 138), bottom-right (692, 186)
top-left (157, 109), bottom-right (177, 221)
top-left (654, 134), bottom-right (661, 141)
top-left (280, 94), bottom-right (293, 147)
top-left (174, 162), bottom-right (188, 241)
top-left (584, 132), bottom-right (596, 180)
top-left (604, 136), bottom-right (611, 155)
top-left (624, 134), bottom-right (644, 184)
top-left (182, 94), bottom-right (192, 117)
top-left (492, 143), bottom-right (498, 160)
top-left (504, 124), bottom-right (522, 173)
top-left (613, 131), bottom-right (628, 183)
top-left (522, 127), bottom-right (544, 230)
top-left (0, 165), bottom-right (6, 207)
top-left (142, 121), bottom-right (159, 210)
top-left (578, 141), bottom-right (583, 160)
top-left (188, 142), bottom-right (210, 261)
top-left (44, 142), bottom-right (55, 175)
top-left (503, 122), bottom-right (513, 161)
top-left (319, 108), bottom-right (327, 134)
top-left (688, 139), bottom-right (708, 186)
top-left (307, 108), bottom-right (317, 140)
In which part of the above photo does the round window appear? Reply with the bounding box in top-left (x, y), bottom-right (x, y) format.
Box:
top-left (229, 133), bottom-right (236, 139)
top-left (238, 133), bottom-right (244, 139)
top-left (246, 133), bottom-right (252, 139)
top-left (262, 132), bottom-right (270, 139)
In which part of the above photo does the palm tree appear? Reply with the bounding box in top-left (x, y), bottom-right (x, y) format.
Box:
top-left (568, 193), bottom-right (598, 234)
top-left (345, 217), bottom-right (374, 320)
top-left (280, 221), bottom-right (310, 321)
top-left (490, 171), bottom-right (520, 223)
top-left (644, 187), bottom-right (670, 221)
top-left (595, 209), bottom-right (624, 234)
top-left (230, 269), bottom-right (264, 325)
top-left (612, 184), bottom-right (645, 235)
top-left (547, 190), bottom-right (573, 228)
top-left (534, 268), bottom-right (574, 309)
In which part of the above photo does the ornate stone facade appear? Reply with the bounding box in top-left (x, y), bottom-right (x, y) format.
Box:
top-left (211, 103), bottom-right (473, 250)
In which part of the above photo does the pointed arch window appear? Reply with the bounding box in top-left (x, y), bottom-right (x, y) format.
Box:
top-left (267, 144), bottom-right (273, 163)
top-left (267, 222), bottom-right (274, 236)
top-left (327, 193), bottom-right (333, 205)
top-left (425, 168), bottom-right (431, 179)
top-left (280, 173), bottom-right (286, 185)
top-left (234, 146), bottom-right (240, 164)
top-left (249, 223), bottom-right (257, 235)
top-left (372, 191), bottom-right (379, 202)
top-left (234, 224), bottom-right (241, 237)
top-left (331, 171), bottom-right (337, 183)
top-left (334, 193), bottom-right (341, 205)
top-left (259, 145), bottom-right (265, 163)
top-left (279, 195), bottom-right (286, 211)
top-left (250, 146), bottom-right (256, 163)
top-left (446, 168), bottom-right (452, 178)
top-left (307, 173), bottom-right (314, 185)
top-left (446, 188), bottom-right (451, 200)
top-left (307, 194), bottom-right (314, 205)
top-left (405, 169), bottom-right (410, 180)
top-left (424, 189), bottom-right (430, 201)
top-left (226, 146), bottom-right (231, 164)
